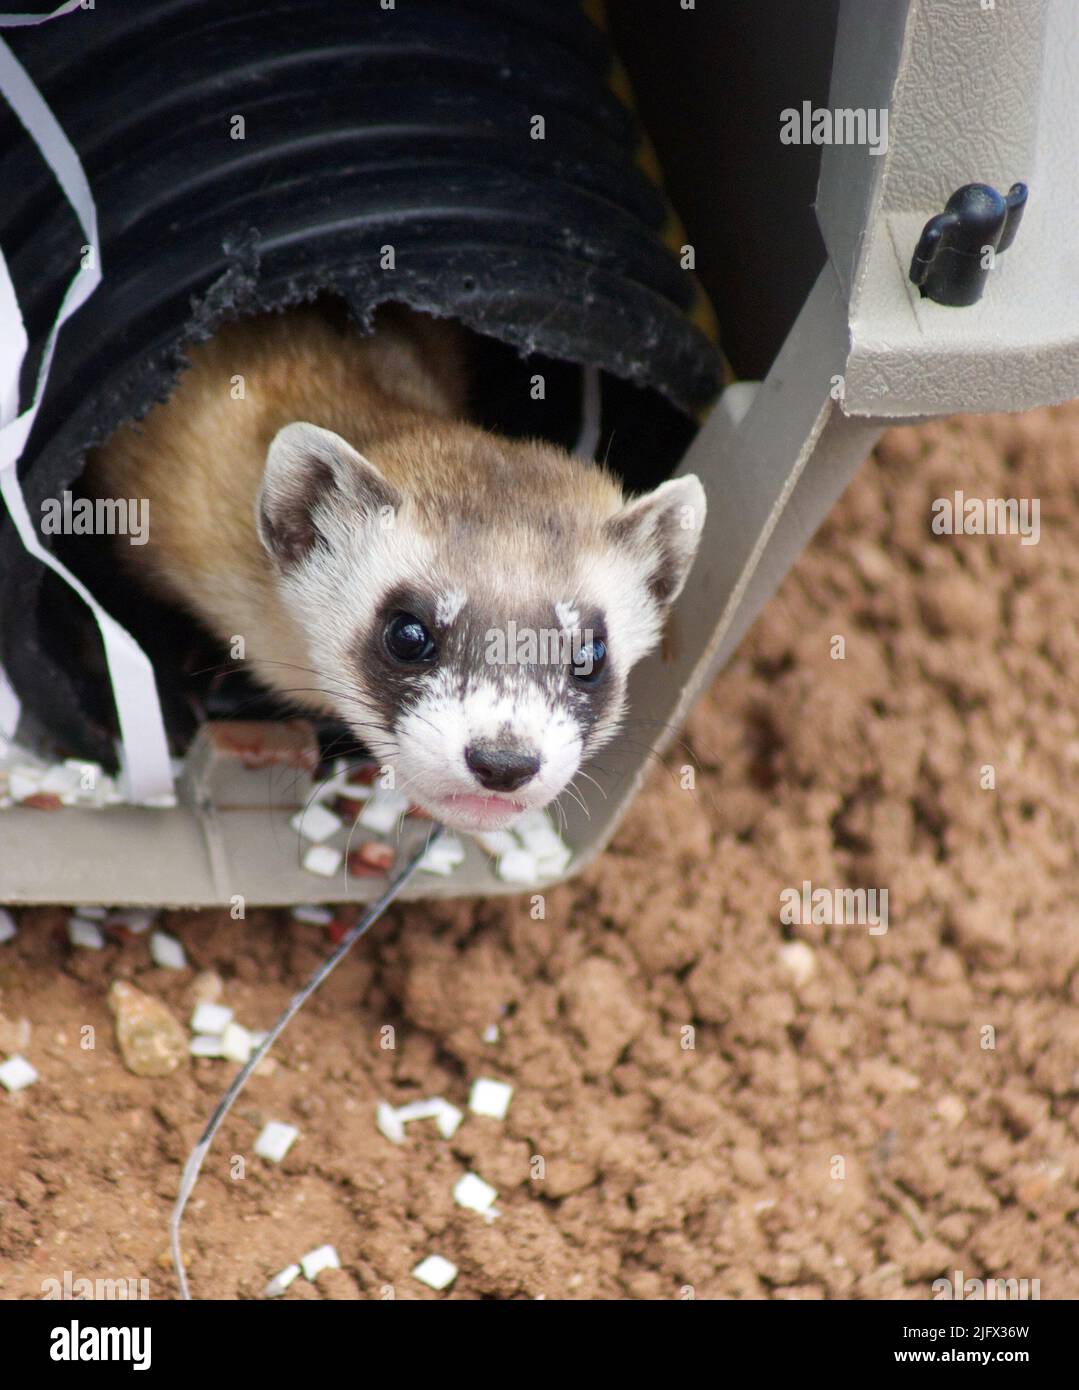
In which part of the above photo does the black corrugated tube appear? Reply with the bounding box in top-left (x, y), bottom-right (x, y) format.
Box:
top-left (0, 0), bottom-right (721, 764)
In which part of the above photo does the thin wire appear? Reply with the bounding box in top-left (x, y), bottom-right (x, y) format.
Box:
top-left (169, 824), bottom-right (443, 1300)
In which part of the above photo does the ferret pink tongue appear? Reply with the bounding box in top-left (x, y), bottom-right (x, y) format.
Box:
top-left (440, 792), bottom-right (526, 829)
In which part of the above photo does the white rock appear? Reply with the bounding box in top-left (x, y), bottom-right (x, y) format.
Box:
top-left (482, 1024), bottom-right (499, 1044)
top-left (0, 1054), bottom-right (38, 1092)
top-left (496, 847), bottom-right (539, 884)
top-left (469, 1077), bottom-right (513, 1119)
top-left (67, 916), bottom-right (105, 950)
top-left (454, 1171), bottom-right (498, 1214)
top-left (289, 802), bottom-right (343, 843)
top-left (190, 1035), bottom-right (226, 1058)
top-left (357, 789), bottom-right (410, 834)
top-left (220, 1021), bottom-right (253, 1065)
top-left (778, 941), bottom-right (817, 988)
top-left (376, 1101), bottom-right (405, 1145)
top-left (302, 844), bottom-right (342, 878)
top-left (412, 1254), bottom-right (458, 1291)
top-left (0, 908), bottom-right (16, 944)
top-left (73, 905), bottom-right (108, 920)
top-left (254, 1121), bottom-right (300, 1163)
top-left (299, 1244), bottom-right (340, 1281)
top-left (149, 931), bottom-right (187, 970)
top-left (190, 1002), bottom-right (233, 1035)
top-left (264, 1263), bottom-right (301, 1298)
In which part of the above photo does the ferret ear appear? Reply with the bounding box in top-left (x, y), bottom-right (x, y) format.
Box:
top-left (604, 474), bottom-right (707, 608)
top-left (257, 421), bottom-right (400, 569)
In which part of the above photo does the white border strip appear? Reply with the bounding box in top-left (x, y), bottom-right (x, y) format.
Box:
top-left (0, 23), bottom-right (173, 802)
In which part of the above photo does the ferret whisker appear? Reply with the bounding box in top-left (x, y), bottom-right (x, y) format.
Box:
top-left (573, 768), bottom-right (607, 800)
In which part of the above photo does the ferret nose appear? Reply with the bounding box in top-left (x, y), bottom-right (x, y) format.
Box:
top-left (465, 743), bottom-right (541, 793)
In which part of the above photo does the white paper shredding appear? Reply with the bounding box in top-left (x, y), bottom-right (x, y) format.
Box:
top-left (220, 1021), bottom-right (253, 1065)
top-left (495, 847), bottom-right (540, 884)
top-left (109, 909), bottom-right (154, 934)
top-left (66, 916), bottom-right (105, 950)
top-left (412, 1254), bottom-right (458, 1291)
top-left (264, 1263), bottom-right (301, 1298)
top-left (291, 904), bottom-right (334, 926)
top-left (149, 930), bottom-right (187, 970)
top-left (376, 1101), bottom-right (406, 1145)
top-left (357, 788), bottom-right (410, 834)
top-left (189, 1002), bottom-right (233, 1035)
top-left (254, 1121), bottom-right (300, 1164)
top-left (299, 1244), bottom-right (340, 1281)
top-left (416, 834), bottom-right (466, 876)
top-left (469, 1077), bottom-right (513, 1119)
top-left (289, 802), bottom-right (343, 844)
top-left (0, 1054), bottom-right (38, 1092)
top-left (453, 1171), bottom-right (498, 1214)
top-left (302, 844), bottom-right (343, 877)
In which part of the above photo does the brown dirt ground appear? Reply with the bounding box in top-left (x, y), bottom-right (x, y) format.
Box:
top-left (1, 403), bottom-right (1077, 1301)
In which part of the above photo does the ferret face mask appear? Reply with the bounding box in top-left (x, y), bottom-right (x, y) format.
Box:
top-left (258, 422), bottom-right (707, 832)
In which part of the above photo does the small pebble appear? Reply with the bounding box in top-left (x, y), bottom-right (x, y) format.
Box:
top-left (778, 941), bottom-right (817, 988)
top-left (412, 1255), bottom-right (458, 1291)
top-left (0, 908), bottom-right (16, 944)
top-left (0, 1054), bottom-right (38, 1092)
top-left (190, 1035), bottom-right (225, 1058)
top-left (469, 1077), bottom-right (513, 1119)
top-left (254, 1121), bottom-right (300, 1163)
top-left (74, 905), bottom-right (108, 921)
top-left (149, 930), bottom-right (187, 971)
top-left (108, 981), bottom-right (188, 1077)
top-left (189, 970), bottom-right (224, 1005)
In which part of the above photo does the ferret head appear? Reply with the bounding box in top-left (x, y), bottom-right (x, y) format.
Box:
top-left (256, 420), bottom-right (706, 832)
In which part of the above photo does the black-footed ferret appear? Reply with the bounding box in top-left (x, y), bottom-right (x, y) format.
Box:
top-left (85, 307), bottom-right (706, 833)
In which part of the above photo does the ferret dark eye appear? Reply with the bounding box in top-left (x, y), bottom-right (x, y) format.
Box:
top-left (572, 636), bottom-right (607, 683)
top-left (384, 612), bottom-right (436, 663)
